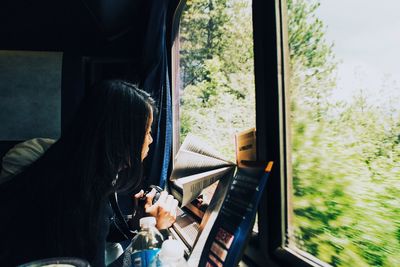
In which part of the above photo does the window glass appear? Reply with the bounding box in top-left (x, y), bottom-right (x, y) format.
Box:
top-left (176, 0), bottom-right (255, 162)
top-left (0, 50), bottom-right (62, 140)
top-left (286, 0), bottom-right (400, 266)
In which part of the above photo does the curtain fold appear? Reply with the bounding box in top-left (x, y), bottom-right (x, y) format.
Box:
top-left (139, 0), bottom-right (172, 188)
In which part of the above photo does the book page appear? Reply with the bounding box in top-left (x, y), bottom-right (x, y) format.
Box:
top-left (174, 166), bottom-right (233, 206)
top-left (171, 150), bottom-right (233, 180)
top-left (179, 134), bottom-right (234, 164)
top-left (191, 181), bottom-right (219, 213)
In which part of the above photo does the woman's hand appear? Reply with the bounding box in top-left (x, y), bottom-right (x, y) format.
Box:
top-left (134, 189), bottom-right (178, 229)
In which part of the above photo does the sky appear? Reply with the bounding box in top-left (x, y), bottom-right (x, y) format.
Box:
top-left (315, 0), bottom-right (400, 107)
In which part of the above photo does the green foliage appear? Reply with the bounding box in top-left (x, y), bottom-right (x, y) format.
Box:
top-left (287, 0), bottom-right (400, 266)
top-left (180, 0), bottom-right (230, 88)
top-left (179, 0), bottom-right (400, 266)
top-left (287, 0), bottom-right (337, 121)
top-left (179, 0), bottom-right (255, 161)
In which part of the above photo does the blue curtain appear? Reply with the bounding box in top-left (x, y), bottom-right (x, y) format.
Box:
top-left (138, 0), bottom-right (172, 188)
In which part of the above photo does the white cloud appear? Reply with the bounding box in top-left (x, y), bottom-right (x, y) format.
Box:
top-left (314, 0), bottom-right (400, 107)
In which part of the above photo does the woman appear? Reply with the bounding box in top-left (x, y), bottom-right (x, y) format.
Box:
top-left (0, 80), bottom-right (177, 266)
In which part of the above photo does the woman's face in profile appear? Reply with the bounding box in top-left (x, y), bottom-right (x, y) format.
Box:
top-left (141, 109), bottom-right (154, 161)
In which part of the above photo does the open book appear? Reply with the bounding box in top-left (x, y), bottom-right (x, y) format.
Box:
top-left (170, 134), bottom-right (235, 207)
top-left (169, 129), bottom-right (261, 260)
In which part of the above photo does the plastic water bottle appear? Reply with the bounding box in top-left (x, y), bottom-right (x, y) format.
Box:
top-left (149, 239), bottom-right (189, 267)
top-left (130, 217), bottom-right (164, 267)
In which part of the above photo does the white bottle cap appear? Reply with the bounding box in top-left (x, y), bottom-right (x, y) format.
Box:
top-left (139, 216), bottom-right (156, 228)
top-left (160, 239), bottom-right (185, 260)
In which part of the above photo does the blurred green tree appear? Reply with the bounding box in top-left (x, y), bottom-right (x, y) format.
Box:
top-left (179, 0), bottom-right (255, 160)
top-left (178, 0), bottom-right (400, 265)
top-left (287, 0), bottom-right (400, 266)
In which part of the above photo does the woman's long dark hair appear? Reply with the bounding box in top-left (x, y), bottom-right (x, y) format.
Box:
top-left (66, 80), bottom-right (155, 194)
top-left (0, 80), bottom-right (155, 264)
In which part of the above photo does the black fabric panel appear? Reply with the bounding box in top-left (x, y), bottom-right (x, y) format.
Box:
top-left (0, 0), bottom-right (153, 55)
top-left (80, 0), bottom-right (140, 39)
top-left (0, 0), bottom-right (106, 51)
top-left (61, 53), bottom-right (86, 132)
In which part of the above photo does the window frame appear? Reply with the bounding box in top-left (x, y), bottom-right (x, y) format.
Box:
top-left (169, 0), bottom-right (332, 266)
top-left (170, 0), bottom-right (186, 158)
top-left (254, 0), bottom-right (343, 266)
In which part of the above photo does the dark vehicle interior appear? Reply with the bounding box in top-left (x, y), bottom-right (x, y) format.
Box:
top-left (3, 0), bottom-right (399, 267)
top-left (1, 0), bottom-right (283, 266)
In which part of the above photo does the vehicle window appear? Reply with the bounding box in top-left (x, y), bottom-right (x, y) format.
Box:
top-left (286, 0), bottom-right (400, 266)
top-left (174, 0), bottom-right (256, 163)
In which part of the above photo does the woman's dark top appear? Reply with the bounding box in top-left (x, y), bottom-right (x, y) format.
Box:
top-left (0, 168), bottom-right (121, 267)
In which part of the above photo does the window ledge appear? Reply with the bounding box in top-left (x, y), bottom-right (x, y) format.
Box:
top-left (241, 234), bottom-right (280, 267)
top-left (274, 247), bottom-right (332, 267)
